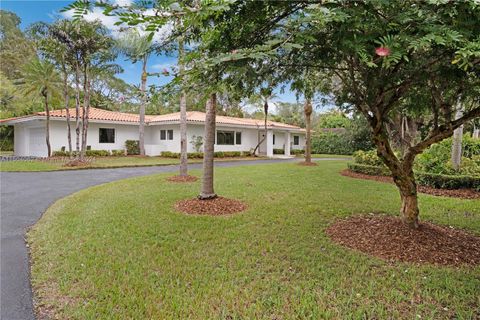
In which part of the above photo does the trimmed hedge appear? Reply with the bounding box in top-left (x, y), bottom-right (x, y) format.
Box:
top-left (52, 149), bottom-right (125, 157)
top-left (160, 151), bottom-right (251, 159)
top-left (347, 163), bottom-right (391, 176)
top-left (347, 163), bottom-right (480, 191)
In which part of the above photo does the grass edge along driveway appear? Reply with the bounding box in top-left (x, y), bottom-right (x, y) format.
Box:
top-left (28, 161), bottom-right (479, 319)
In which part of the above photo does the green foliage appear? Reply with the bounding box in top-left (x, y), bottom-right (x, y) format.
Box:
top-left (415, 135), bottom-right (480, 176)
top-left (125, 140), bottom-right (140, 155)
top-left (317, 110), bottom-right (350, 129)
top-left (189, 135), bottom-right (203, 153)
top-left (352, 150), bottom-right (385, 167)
top-left (415, 172), bottom-right (480, 191)
top-left (160, 151), bottom-right (249, 159)
top-left (347, 163), bottom-right (391, 176)
top-left (312, 132), bottom-right (354, 155)
top-left (85, 150), bottom-right (110, 157)
top-left (111, 149), bottom-right (125, 156)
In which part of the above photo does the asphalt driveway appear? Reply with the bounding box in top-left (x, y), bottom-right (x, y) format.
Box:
top-left (0, 158), bottom-right (346, 319)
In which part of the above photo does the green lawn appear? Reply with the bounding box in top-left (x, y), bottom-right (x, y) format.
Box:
top-left (0, 154), bottom-right (348, 172)
top-left (28, 161), bottom-right (479, 319)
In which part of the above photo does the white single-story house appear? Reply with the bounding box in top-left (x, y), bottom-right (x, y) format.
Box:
top-left (0, 107), bottom-right (306, 158)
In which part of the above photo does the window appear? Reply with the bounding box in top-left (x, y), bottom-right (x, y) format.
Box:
top-left (293, 135), bottom-right (300, 145)
top-left (217, 130), bottom-right (235, 145)
top-left (235, 132), bottom-right (242, 145)
top-left (99, 128), bottom-right (115, 143)
top-left (273, 134), bottom-right (276, 145)
top-left (161, 129), bottom-right (173, 140)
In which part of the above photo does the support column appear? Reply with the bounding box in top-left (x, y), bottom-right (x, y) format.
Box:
top-left (266, 130), bottom-right (274, 158)
top-left (284, 131), bottom-right (291, 156)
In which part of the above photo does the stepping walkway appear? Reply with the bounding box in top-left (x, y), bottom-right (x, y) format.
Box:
top-left (0, 157), bottom-right (347, 320)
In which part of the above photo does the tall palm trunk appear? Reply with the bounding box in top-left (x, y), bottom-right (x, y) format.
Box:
top-left (304, 98), bottom-right (313, 163)
top-left (199, 93), bottom-right (217, 199)
top-left (43, 90), bottom-right (51, 157)
top-left (62, 65), bottom-right (72, 157)
top-left (80, 63), bottom-right (90, 160)
top-left (74, 61), bottom-right (81, 157)
top-left (139, 56), bottom-right (147, 156)
top-left (179, 39), bottom-right (188, 176)
top-left (252, 99), bottom-right (269, 155)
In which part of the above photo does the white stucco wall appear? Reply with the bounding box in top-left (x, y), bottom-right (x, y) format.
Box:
top-left (11, 119), bottom-right (306, 157)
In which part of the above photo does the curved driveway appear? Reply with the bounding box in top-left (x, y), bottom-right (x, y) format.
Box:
top-left (0, 158), bottom-right (346, 320)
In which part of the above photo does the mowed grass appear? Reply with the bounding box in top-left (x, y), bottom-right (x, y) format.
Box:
top-left (28, 161), bottom-right (480, 319)
top-left (0, 154), bottom-right (348, 172)
top-left (0, 156), bottom-right (181, 171)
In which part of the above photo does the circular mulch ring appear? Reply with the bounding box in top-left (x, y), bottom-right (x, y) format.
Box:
top-left (341, 169), bottom-right (480, 200)
top-left (167, 175), bottom-right (199, 183)
top-left (326, 215), bottom-right (480, 266)
top-left (298, 161), bottom-right (318, 166)
top-left (175, 196), bottom-right (247, 215)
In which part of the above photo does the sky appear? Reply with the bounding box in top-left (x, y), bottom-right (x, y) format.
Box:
top-left (0, 0), bottom-right (307, 110)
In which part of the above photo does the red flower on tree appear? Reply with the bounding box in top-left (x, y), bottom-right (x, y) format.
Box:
top-left (375, 47), bottom-right (391, 57)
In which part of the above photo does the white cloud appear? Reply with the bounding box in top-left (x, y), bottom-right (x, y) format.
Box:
top-left (61, 6), bottom-right (173, 45)
top-left (151, 63), bottom-right (173, 71)
top-left (114, 0), bottom-right (132, 6)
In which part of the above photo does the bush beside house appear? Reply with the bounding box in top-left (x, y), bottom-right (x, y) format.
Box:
top-left (348, 137), bottom-right (480, 190)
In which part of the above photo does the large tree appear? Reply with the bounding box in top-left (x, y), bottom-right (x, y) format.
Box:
top-left (21, 59), bottom-right (61, 157)
top-left (177, 0), bottom-right (480, 228)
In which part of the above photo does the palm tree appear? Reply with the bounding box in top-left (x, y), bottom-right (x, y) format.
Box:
top-left (116, 29), bottom-right (155, 156)
top-left (304, 96), bottom-right (313, 164)
top-left (178, 37), bottom-right (189, 176)
top-left (199, 93), bottom-right (217, 199)
top-left (250, 88), bottom-right (276, 156)
top-left (21, 58), bottom-right (61, 157)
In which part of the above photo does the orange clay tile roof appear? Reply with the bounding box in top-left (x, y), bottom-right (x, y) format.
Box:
top-left (0, 107), bottom-right (305, 131)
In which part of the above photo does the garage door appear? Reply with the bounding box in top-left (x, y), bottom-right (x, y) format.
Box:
top-left (29, 128), bottom-right (47, 157)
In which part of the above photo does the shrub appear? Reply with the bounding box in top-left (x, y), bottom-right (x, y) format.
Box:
top-left (161, 151), bottom-right (180, 158)
top-left (273, 148), bottom-right (285, 154)
top-left (312, 132), bottom-right (353, 155)
top-left (352, 150), bottom-right (385, 166)
top-left (291, 149), bottom-right (304, 155)
top-left (52, 151), bottom-right (70, 157)
top-left (111, 149), bottom-right (125, 156)
top-left (125, 140), bottom-right (140, 155)
top-left (214, 151), bottom-right (225, 158)
top-left (348, 163), bottom-right (480, 190)
top-left (415, 172), bottom-right (480, 190)
top-left (86, 150), bottom-right (110, 157)
top-left (347, 163), bottom-right (391, 176)
top-left (188, 152), bottom-right (204, 159)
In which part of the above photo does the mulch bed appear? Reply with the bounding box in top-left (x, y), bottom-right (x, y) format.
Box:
top-left (326, 215), bottom-right (480, 266)
top-left (62, 159), bottom-right (92, 167)
top-left (175, 196), bottom-right (247, 215)
top-left (298, 161), bottom-right (318, 166)
top-left (341, 169), bottom-right (480, 200)
top-left (167, 175), bottom-right (199, 183)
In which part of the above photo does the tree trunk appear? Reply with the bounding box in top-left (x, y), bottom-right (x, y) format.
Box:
top-left (74, 61), bottom-right (81, 158)
top-left (396, 169), bottom-right (419, 229)
top-left (372, 127), bottom-right (420, 228)
top-left (43, 91), bottom-right (51, 157)
top-left (252, 99), bottom-right (269, 155)
top-left (62, 66), bottom-right (72, 157)
top-left (199, 93), bottom-right (217, 199)
top-left (179, 39), bottom-right (188, 176)
top-left (304, 98), bottom-right (313, 163)
top-left (139, 56), bottom-right (147, 156)
top-left (80, 64), bottom-right (90, 161)
top-left (451, 106), bottom-right (463, 171)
